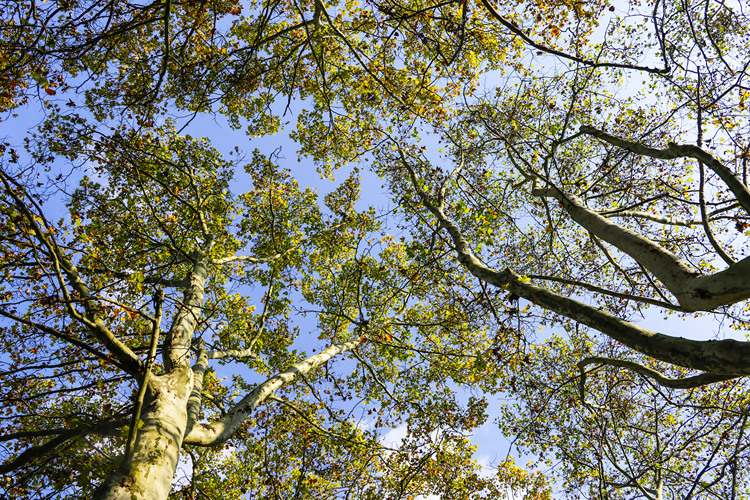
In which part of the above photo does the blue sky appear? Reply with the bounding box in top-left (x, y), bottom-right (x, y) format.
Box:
top-left (4, 30), bottom-right (744, 496)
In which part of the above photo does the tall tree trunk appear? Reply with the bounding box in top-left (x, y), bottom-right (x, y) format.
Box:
top-left (96, 255), bottom-right (206, 499)
top-left (95, 367), bottom-right (193, 500)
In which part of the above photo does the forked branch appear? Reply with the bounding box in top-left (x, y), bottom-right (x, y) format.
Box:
top-left (396, 148), bottom-right (750, 374)
top-left (580, 125), bottom-right (750, 215)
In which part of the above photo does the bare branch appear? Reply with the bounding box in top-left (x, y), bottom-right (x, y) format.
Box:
top-left (78, 266), bottom-right (188, 288)
top-left (589, 233), bottom-right (636, 290)
top-left (351, 349), bottom-right (401, 405)
top-left (0, 416), bottom-right (128, 474)
top-left (0, 308), bottom-right (115, 366)
top-left (525, 274), bottom-right (681, 311)
top-left (268, 395), bottom-right (377, 448)
top-left (211, 221), bottom-right (346, 265)
top-left (698, 159), bottom-right (736, 266)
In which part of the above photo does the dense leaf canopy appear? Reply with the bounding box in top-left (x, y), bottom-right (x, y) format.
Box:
top-left (1, 0), bottom-right (750, 498)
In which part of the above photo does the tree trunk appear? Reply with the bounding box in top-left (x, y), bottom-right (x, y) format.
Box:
top-left (95, 367), bottom-right (193, 500)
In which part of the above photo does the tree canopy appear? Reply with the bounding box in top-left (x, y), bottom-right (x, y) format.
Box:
top-left (1, 0), bottom-right (750, 498)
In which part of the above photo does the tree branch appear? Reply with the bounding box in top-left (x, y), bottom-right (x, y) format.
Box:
top-left (531, 176), bottom-right (750, 311)
top-left (580, 125), bottom-right (750, 215)
top-left (479, 0), bottom-right (670, 75)
top-left (525, 274), bottom-right (681, 311)
top-left (77, 266), bottom-right (188, 288)
top-left (211, 221), bottom-right (346, 265)
top-left (267, 395), bottom-right (376, 448)
top-left (0, 170), bottom-right (142, 375)
top-left (124, 289), bottom-right (164, 464)
top-left (0, 416), bottom-right (128, 474)
top-left (163, 239), bottom-right (212, 372)
top-left (598, 210), bottom-right (701, 227)
top-left (397, 152), bottom-right (750, 373)
top-left (184, 340), bottom-right (209, 438)
top-left (0, 308), bottom-right (116, 367)
top-left (698, 159), bottom-right (736, 266)
top-left (351, 349), bottom-right (401, 405)
top-left (183, 337), bottom-right (364, 446)
top-left (577, 356), bottom-right (739, 392)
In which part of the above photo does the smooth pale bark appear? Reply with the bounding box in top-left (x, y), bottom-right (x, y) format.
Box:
top-left (577, 357), bottom-right (738, 390)
top-left (574, 126), bottom-right (750, 310)
top-left (531, 181), bottom-right (750, 311)
top-left (601, 210), bottom-right (701, 227)
top-left (580, 125), bottom-right (750, 215)
top-left (98, 311), bottom-right (361, 499)
top-left (97, 256), bottom-right (209, 499)
top-left (95, 368), bottom-right (193, 500)
top-left (184, 338), bottom-right (362, 445)
top-left (95, 239), bottom-right (366, 497)
top-left (502, 267), bottom-right (750, 374)
top-left (164, 259), bottom-right (207, 371)
top-left (185, 346), bottom-right (209, 439)
top-left (410, 178), bottom-right (750, 374)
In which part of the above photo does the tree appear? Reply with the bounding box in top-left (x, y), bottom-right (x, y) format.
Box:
top-left (2, 0), bottom-right (750, 498)
top-left (372, 0), bottom-right (750, 496)
top-left (3, 1), bottom-right (521, 498)
top-left (0, 123), bottom-right (525, 498)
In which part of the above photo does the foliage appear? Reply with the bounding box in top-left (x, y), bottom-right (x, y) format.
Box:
top-left (1, 0), bottom-right (750, 498)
